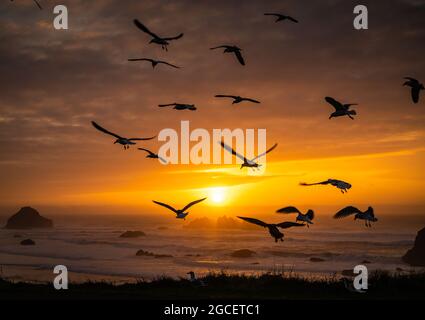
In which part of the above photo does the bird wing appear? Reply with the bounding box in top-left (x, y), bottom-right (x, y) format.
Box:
top-left (138, 148), bottom-right (155, 156)
top-left (152, 200), bottom-right (179, 214)
top-left (33, 0), bottom-right (42, 9)
top-left (250, 143), bottom-right (278, 161)
top-left (162, 33), bottom-right (184, 41)
top-left (276, 221), bottom-right (305, 229)
top-left (333, 206), bottom-right (362, 219)
top-left (237, 216), bottom-right (268, 228)
top-left (287, 16), bottom-right (299, 23)
top-left (182, 198), bottom-right (207, 212)
top-left (158, 103), bottom-right (176, 107)
top-left (299, 181), bottom-right (329, 186)
top-left (158, 61), bottom-right (180, 68)
top-left (91, 121), bottom-right (123, 139)
top-left (133, 19), bottom-right (160, 39)
top-left (220, 141), bottom-right (247, 162)
top-left (128, 58), bottom-right (152, 62)
top-left (128, 136), bottom-right (156, 141)
top-left (325, 97), bottom-right (344, 111)
top-left (276, 206), bottom-right (301, 214)
top-left (404, 77), bottom-right (418, 83)
top-left (210, 45), bottom-right (228, 50)
top-left (215, 95), bottom-right (238, 99)
top-left (241, 98), bottom-right (260, 104)
top-left (412, 86), bottom-right (420, 103)
top-left (234, 50), bottom-right (245, 65)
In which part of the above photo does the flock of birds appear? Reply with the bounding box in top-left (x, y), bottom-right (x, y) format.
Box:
top-left (14, 2), bottom-right (423, 242)
top-left (89, 13), bottom-right (423, 242)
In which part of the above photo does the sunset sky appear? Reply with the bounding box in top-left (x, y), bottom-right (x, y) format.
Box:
top-left (1, 0), bottom-right (425, 217)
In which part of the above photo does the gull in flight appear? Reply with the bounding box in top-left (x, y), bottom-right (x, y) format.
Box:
top-left (325, 97), bottom-right (357, 120)
top-left (334, 206), bottom-right (378, 227)
top-left (276, 206), bottom-right (314, 228)
top-left (215, 95), bottom-right (260, 105)
top-left (10, 0), bottom-right (42, 10)
top-left (403, 77), bottom-right (424, 103)
top-left (91, 121), bottom-right (156, 150)
top-left (264, 13), bottom-right (298, 23)
top-left (152, 198), bottom-right (207, 220)
top-left (138, 148), bottom-right (167, 164)
top-left (210, 45), bottom-right (245, 65)
top-left (133, 19), bottom-right (183, 51)
top-left (128, 58), bottom-right (180, 69)
top-left (158, 103), bottom-right (197, 111)
top-left (238, 216), bottom-right (304, 242)
top-left (300, 179), bottom-right (352, 193)
top-left (219, 141), bottom-right (277, 170)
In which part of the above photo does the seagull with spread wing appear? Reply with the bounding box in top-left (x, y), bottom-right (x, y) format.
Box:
top-left (133, 19), bottom-right (183, 51)
top-left (333, 206), bottom-right (378, 227)
top-left (215, 95), bottom-right (260, 105)
top-left (220, 141), bottom-right (277, 170)
top-left (210, 45), bottom-right (245, 65)
top-left (264, 13), bottom-right (298, 23)
top-left (91, 121), bottom-right (155, 150)
top-left (10, 0), bottom-right (42, 10)
top-left (138, 148), bottom-right (167, 164)
top-left (238, 216), bottom-right (304, 242)
top-left (276, 207), bottom-right (314, 227)
top-left (325, 97), bottom-right (358, 120)
top-left (158, 103), bottom-right (197, 111)
top-left (300, 179), bottom-right (352, 194)
top-left (403, 77), bottom-right (424, 103)
top-left (128, 58), bottom-right (180, 69)
top-left (152, 198), bottom-right (207, 220)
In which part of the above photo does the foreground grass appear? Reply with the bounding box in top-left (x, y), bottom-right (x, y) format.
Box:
top-left (1, 270), bottom-right (425, 300)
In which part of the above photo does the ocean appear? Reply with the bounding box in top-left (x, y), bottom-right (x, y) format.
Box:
top-left (0, 213), bottom-right (423, 282)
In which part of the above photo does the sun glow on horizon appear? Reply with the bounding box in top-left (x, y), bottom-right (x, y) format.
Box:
top-left (209, 187), bottom-right (227, 205)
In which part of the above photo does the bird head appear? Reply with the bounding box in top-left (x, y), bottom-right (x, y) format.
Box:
top-left (113, 139), bottom-right (119, 144)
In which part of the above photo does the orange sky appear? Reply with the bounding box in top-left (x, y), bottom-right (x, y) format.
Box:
top-left (1, 0), bottom-right (425, 216)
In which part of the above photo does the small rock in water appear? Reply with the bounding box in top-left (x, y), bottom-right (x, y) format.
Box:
top-left (20, 239), bottom-right (35, 246)
top-left (120, 231), bottom-right (146, 238)
top-left (231, 249), bottom-right (256, 258)
top-left (310, 257), bottom-right (325, 262)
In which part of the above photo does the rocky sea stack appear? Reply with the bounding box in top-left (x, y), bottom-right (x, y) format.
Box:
top-left (402, 227), bottom-right (425, 266)
top-left (5, 207), bottom-right (53, 229)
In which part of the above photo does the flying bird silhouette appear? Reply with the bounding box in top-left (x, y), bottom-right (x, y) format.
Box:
top-left (333, 206), bottom-right (378, 227)
top-left (152, 198), bottom-right (207, 220)
top-left (158, 103), bottom-right (197, 111)
top-left (91, 121), bottom-right (155, 150)
top-left (403, 77), bottom-right (424, 103)
top-left (238, 216), bottom-right (304, 242)
top-left (264, 13), bottom-right (298, 23)
top-left (300, 179), bottom-right (352, 193)
top-left (128, 58), bottom-right (180, 69)
top-left (220, 141), bottom-right (277, 170)
top-left (215, 95), bottom-right (260, 104)
top-left (210, 45), bottom-right (245, 65)
top-left (276, 207), bottom-right (314, 227)
top-left (325, 97), bottom-right (357, 120)
top-left (138, 148), bottom-right (167, 164)
top-left (133, 19), bottom-right (183, 51)
top-left (10, 0), bottom-right (42, 10)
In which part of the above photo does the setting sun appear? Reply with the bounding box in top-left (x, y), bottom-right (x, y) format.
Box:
top-left (209, 187), bottom-right (226, 204)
